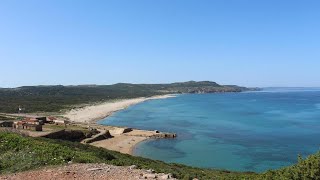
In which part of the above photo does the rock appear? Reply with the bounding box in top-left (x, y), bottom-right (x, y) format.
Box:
top-left (146, 169), bottom-right (155, 173)
top-left (143, 173), bottom-right (157, 179)
top-left (84, 130), bottom-right (112, 143)
top-left (110, 127), bottom-right (132, 135)
top-left (129, 165), bottom-right (137, 170)
top-left (87, 168), bottom-right (103, 171)
top-left (157, 173), bottom-right (174, 180)
top-left (159, 174), bottom-right (170, 179)
top-left (1, 163), bottom-right (179, 180)
top-left (152, 133), bottom-right (177, 139)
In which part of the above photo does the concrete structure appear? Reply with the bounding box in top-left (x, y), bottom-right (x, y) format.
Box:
top-left (36, 117), bottom-right (46, 125)
top-left (47, 117), bottom-right (57, 123)
top-left (53, 119), bottom-right (68, 124)
top-left (24, 124), bottom-right (43, 131)
top-left (13, 118), bottom-right (43, 131)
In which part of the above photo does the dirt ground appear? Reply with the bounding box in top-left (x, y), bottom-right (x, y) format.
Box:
top-left (0, 163), bottom-right (176, 180)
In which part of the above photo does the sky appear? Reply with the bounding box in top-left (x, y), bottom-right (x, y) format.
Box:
top-left (0, 0), bottom-right (320, 88)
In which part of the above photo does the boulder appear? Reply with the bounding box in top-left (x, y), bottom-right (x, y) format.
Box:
top-left (110, 127), bottom-right (132, 135)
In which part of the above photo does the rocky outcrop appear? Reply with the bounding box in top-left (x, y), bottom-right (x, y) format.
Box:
top-left (43, 129), bottom-right (97, 142)
top-left (83, 130), bottom-right (112, 144)
top-left (109, 127), bottom-right (133, 135)
top-left (152, 133), bottom-right (177, 139)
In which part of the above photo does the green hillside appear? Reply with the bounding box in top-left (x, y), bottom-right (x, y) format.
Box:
top-left (0, 132), bottom-right (254, 179)
top-left (1, 132), bottom-right (319, 179)
top-left (0, 81), bottom-right (256, 113)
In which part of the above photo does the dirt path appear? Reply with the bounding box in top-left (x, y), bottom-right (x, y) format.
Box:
top-left (0, 163), bottom-right (176, 180)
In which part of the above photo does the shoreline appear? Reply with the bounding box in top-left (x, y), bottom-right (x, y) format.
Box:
top-left (63, 94), bottom-right (177, 155)
top-left (90, 134), bottom-right (148, 155)
top-left (89, 129), bottom-right (174, 155)
top-left (64, 94), bottom-right (177, 124)
top-left (128, 137), bottom-right (151, 155)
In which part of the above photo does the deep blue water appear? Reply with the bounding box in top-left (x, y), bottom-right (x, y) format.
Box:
top-left (98, 88), bottom-right (320, 172)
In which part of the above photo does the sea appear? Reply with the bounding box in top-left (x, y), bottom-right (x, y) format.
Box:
top-left (98, 88), bottom-right (320, 172)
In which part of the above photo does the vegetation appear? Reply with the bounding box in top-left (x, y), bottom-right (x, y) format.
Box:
top-left (0, 132), bottom-right (255, 179)
top-left (0, 132), bottom-right (114, 173)
top-left (0, 115), bottom-right (18, 121)
top-left (0, 81), bottom-right (256, 113)
top-left (259, 154), bottom-right (320, 179)
top-left (1, 132), bottom-right (320, 179)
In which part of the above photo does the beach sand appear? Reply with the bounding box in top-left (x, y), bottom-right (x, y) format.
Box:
top-left (63, 94), bottom-right (177, 155)
top-left (64, 94), bottom-right (176, 124)
top-left (91, 129), bottom-right (162, 155)
top-left (91, 135), bottom-right (147, 154)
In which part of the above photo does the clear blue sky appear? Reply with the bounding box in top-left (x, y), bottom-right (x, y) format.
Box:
top-left (1, 0), bottom-right (319, 87)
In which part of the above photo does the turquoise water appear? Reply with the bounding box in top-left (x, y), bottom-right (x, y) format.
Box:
top-left (98, 88), bottom-right (320, 172)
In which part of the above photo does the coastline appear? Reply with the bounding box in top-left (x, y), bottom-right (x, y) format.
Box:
top-left (63, 94), bottom-right (177, 155)
top-left (90, 133), bottom-right (148, 155)
top-left (64, 94), bottom-right (177, 124)
top-left (89, 128), bottom-right (174, 155)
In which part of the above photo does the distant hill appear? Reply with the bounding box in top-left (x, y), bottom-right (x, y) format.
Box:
top-left (0, 81), bottom-right (258, 113)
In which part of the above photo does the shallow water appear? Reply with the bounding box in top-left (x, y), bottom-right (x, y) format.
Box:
top-left (98, 88), bottom-right (320, 172)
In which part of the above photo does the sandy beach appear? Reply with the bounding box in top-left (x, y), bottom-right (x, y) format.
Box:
top-left (91, 134), bottom-right (147, 154)
top-left (91, 129), bottom-right (162, 154)
top-left (64, 94), bottom-right (176, 124)
top-left (63, 94), bottom-right (177, 155)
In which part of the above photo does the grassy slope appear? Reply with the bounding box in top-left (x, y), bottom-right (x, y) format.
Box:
top-left (0, 132), bottom-right (254, 179)
top-left (1, 132), bottom-right (320, 179)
